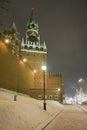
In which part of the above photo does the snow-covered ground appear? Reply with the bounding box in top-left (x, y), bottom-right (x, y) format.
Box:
top-left (78, 104), bottom-right (87, 112)
top-left (45, 105), bottom-right (87, 130)
top-left (0, 88), bottom-right (63, 130)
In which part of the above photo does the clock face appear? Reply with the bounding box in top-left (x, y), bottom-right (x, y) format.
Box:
top-left (27, 31), bottom-right (38, 37)
top-left (29, 35), bottom-right (37, 42)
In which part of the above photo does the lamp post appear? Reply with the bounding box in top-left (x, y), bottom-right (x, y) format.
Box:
top-left (42, 65), bottom-right (47, 110)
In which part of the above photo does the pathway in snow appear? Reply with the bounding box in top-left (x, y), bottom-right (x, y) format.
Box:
top-left (44, 105), bottom-right (87, 130)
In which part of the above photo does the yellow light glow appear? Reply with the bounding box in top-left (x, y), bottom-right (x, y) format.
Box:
top-left (34, 70), bottom-right (36, 73)
top-left (4, 38), bottom-right (10, 44)
top-left (23, 58), bottom-right (27, 62)
top-left (42, 65), bottom-right (46, 71)
top-left (58, 88), bottom-right (61, 91)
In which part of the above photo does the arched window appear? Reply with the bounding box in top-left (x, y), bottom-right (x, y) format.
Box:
top-left (40, 47), bottom-right (43, 51)
top-left (29, 46), bottom-right (33, 49)
top-left (24, 45), bottom-right (28, 49)
top-left (35, 47), bottom-right (39, 50)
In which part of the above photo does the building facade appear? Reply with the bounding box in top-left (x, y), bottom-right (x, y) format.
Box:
top-left (1, 8), bottom-right (64, 102)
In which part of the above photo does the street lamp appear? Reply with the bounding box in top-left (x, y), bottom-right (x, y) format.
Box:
top-left (42, 65), bottom-right (47, 110)
top-left (78, 78), bottom-right (83, 83)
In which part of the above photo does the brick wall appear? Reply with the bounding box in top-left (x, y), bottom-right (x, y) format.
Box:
top-left (0, 41), bottom-right (34, 94)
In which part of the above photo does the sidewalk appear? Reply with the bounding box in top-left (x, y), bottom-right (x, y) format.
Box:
top-left (37, 104), bottom-right (87, 130)
top-left (77, 105), bottom-right (87, 113)
top-left (36, 110), bottom-right (63, 130)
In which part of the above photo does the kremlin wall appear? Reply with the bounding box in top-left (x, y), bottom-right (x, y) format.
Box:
top-left (0, 41), bottom-right (34, 94)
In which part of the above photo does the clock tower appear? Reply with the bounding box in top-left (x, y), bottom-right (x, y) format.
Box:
top-left (26, 7), bottom-right (40, 44)
top-left (21, 8), bottom-right (47, 91)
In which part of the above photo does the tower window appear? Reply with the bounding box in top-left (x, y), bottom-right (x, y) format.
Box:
top-left (40, 48), bottom-right (43, 51)
top-left (29, 46), bottom-right (33, 49)
top-left (54, 95), bottom-right (58, 100)
top-left (36, 47), bottom-right (39, 50)
top-left (49, 95), bottom-right (53, 100)
top-left (24, 46), bottom-right (28, 49)
top-left (28, 25), bottom-right (30, 28)
top-left (31, 24), bottom-right (35, 28)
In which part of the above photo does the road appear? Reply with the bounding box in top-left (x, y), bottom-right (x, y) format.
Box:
top-left (44, 105), bottom-right (87, 130)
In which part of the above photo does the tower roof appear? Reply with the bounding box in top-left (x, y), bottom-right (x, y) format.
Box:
top-left (30, 7), bottom-right (37, 23)
top-left (26, 7), bottom-right (38, 28)
top-left (9, 21), bottom-right (18, 32)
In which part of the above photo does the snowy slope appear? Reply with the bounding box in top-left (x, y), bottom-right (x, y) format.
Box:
top-left (0, 88), bottom-right (63, 130)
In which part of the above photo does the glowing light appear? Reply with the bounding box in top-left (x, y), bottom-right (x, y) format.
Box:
top-left (32, 7), bottom-right (35, 11)
top-left (34, 70), bottom-right (36, 73)
top-left (23, 58), bottom-right (27, 62)
top-left (42, 66), bottom-right (46, 71)
top-left (78, 78), bottom-right (83, 83)
top-left (4, 38), bottom-right (10, 44)
top-left (58, 88), bottom-right (60, 91)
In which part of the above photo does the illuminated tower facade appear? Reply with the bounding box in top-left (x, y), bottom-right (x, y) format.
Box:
top-left (21, 8), bottom-right (47, 90)
top-left (20, 8), bottom-right (64, 102)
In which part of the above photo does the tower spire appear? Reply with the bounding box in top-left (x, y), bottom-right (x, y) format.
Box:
top-left (30, 7), bottom-right (36, 23)
top-left (26, 7), bottom-right (38, 29)
top-left (9, 21), bottom-right (18, 32)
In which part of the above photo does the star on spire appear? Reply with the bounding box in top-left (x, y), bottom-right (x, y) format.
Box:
top-left (31, 6), bottom-right (35, 11)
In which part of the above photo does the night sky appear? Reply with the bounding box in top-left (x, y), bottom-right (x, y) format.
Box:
top-left (0, 0), bottom-right (87, 97)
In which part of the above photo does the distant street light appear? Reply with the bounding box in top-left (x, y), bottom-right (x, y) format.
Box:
top-left (78, 78), bottom-right (83, 83)
top-left (42, 65), bottom-right (47, 110)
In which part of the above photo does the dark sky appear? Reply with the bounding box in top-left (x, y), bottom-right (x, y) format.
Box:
top-left (0, 0), bottom-right (87, 97)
